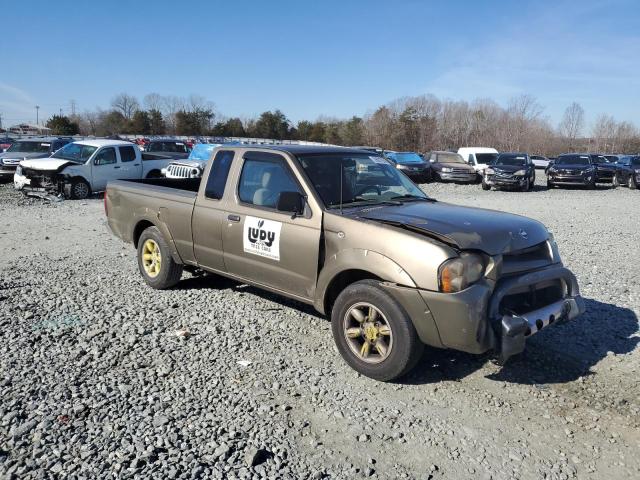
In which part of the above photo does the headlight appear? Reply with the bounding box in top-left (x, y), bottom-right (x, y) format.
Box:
top-left (396, 164), bottom-right (408, 170)
top-left (190, 168), bottom-right (200, 178)
top-left (438, 253), bottom-right (485, 293)
top-left (484, 168), bottom-right (495, 175)
top-left (16, 165), bottom-right (22, 175)
top-left (514, 169), bottom-right (526, 176)
top-left (441, 167), bottom-right (452, 173)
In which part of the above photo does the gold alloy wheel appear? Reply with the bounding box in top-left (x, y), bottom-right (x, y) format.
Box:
top-left (142, 239), bottom-right (162, 278)
top-left (343, 302), bottom-right (393, 364)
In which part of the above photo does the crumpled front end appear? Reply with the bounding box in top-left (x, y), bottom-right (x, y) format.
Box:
top-left (14, 165), bottom-right (62, 194)
top-left (403, 240), bottom-right (585, 363)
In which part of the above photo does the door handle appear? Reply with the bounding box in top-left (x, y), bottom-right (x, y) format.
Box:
top-left (114, 166), bottom-right (121, 169)
top-left (133, 164), bottom-right (140, 166)
top-left (227, 214), bottom-right (241, 222)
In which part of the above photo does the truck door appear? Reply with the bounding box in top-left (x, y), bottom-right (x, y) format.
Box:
top-left (117, 145), bottom-right (143, 179)
top-left (192, 150), bottom-right (236, 272)
top-left (222, 151), bottom-right (322, 300)
top-left (91, 147), bottom-right (121, 191)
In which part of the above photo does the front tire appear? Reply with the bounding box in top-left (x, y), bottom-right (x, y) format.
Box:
top-left (612, 175), bottom-right (619, 188)
top-left (67, 178), bottom-right (91, 200)
top-left (331, 280), bottom-right (423, 381)
top-left (146, 170), bottom-right (162, 179)
top-left (137, 226), bottom-right (183, 289)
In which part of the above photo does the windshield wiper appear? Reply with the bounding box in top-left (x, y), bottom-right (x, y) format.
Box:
top-left (390, 194), bottom-right (435, 202)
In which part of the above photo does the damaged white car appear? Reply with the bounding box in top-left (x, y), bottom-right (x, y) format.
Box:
top-left (14, 139), bottom-right (175, 199)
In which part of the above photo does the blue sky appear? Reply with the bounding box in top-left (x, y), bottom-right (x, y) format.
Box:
top-left (2, 0), bottom-right (639, 129)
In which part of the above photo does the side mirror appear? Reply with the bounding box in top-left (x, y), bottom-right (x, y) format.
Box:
top-left (277, 191), bottom-right (304, 216)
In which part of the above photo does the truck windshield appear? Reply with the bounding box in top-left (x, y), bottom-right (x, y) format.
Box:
top-left (437, 153), bottom-right (465, 163)
top-left (148, 142), bottom-right (188, 153)
top-left (556, 155), bottom-right (590, 165)
top-left (297, 153), bottom-right (429, 209)
top-left (53, 143), bottom-right (98, 163)
top-left (385, 152), bottom-right (423, 164)
top-left (476, 153), bottom-right (498, 164)
top-left (6, 141), bottom-right (51, 153)
top-left (494, 154), bottom-right (526, 166)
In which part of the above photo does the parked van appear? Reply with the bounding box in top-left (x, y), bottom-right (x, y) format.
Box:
top-left (457, 147), bottom-right (499, 175)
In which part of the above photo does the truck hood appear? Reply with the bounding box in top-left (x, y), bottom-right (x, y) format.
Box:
top-left (20, 158), bottom-right (77, 171)
top-left (488, 165), bottom-right (527, 173)
top-left (169, 160), bottom-right (205, 169)
top-left (0, 152), bottom-right (49, 161)
top-left (357, 201), bottom-right (548, 255)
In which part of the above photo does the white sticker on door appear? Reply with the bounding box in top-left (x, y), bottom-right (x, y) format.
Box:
top-left (243, 216), bottom-right (282, 261)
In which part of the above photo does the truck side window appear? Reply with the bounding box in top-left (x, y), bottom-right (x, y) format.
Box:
top-left (204, 150), bottom-right (234, 199)
top-left (238, 154), bottom-right (300, 209)
top-left (119, 146), bottom-right (136, 162)
top-left (94, 147), bottom-right (117, 166)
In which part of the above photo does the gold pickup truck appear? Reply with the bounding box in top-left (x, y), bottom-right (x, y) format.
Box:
top-left (105, 145), bottom-right (585, 381)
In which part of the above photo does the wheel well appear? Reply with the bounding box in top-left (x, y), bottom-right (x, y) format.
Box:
top-left (133, 220), bottom-right (155, 248)
top-left (324, 269), bottom-right (381, 316)
top-left (146, 170), bottom-right (161, 178)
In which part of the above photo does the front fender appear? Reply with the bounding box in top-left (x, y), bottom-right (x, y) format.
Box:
top-left (314, 248), bottom-right (416, 314)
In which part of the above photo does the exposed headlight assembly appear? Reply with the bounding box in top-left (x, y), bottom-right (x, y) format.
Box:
top-left (484, 168), bottom-right (495, 175)
top-left (514, 169), bottom-right (526, 176)
top-left (438, 253), bottom-right (485, 293)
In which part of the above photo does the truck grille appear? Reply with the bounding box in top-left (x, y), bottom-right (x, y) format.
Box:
top-left (166, 164), bottom-right (198, 179)
top-left (21, 168), bottom-right (57, 188)
top-left (501, 241), bottom-right (553, 275)
top-left (450, 168), bottom-right (472, 174)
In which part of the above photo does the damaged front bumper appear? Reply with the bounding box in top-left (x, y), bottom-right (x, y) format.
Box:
top-left (388, 264), bottom-right (585, 363)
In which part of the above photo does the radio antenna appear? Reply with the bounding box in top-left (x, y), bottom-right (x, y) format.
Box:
top-left (339, 159), bottom-right (343, 215)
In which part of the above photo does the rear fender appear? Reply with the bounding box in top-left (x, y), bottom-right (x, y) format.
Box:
top-left (133, 211), bottom-right (183, 264)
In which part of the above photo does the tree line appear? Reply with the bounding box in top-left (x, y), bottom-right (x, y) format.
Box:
top-left (45, 92), bottom-right (640, 155)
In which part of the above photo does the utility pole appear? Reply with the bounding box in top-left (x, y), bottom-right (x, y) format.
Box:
top-left (35, 105), bottom-right (40, 125)
top-left (70, 99), bottom-right (77, 116)
top-left (0, 113), bottom-right (3, 131)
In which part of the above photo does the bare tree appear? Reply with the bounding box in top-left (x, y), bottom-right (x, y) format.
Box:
top-left (591, 114), bottom-right (616, 152)
top-left (558, 102), bottom-right (585, 150)
top-left (143, 93), bottom-right (164, 111)
top-left (111, 93), bottom-right (140, 120)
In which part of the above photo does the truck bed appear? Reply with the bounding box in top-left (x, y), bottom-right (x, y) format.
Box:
top-left (116, 177), bottom-right (202, 192)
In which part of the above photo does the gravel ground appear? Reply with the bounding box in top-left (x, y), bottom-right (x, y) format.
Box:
top-left (0, 176), bottom-right (639, 480)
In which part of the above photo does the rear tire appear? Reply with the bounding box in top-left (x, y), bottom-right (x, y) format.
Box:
top-left (331, 280), bottom-right (424, 381)
top-left (137, 226), bottom-right (183, 289)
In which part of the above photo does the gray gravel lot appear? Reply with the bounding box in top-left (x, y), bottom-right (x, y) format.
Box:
top-left (1, 177), bottom-right (639, 479)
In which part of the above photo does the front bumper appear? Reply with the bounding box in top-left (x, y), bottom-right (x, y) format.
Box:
top-left (548, 173), bottom-right (593, 185)
top-left (399, 168), bottom-right (431, 182)
top-left (438, 171), bottom-right (477, 182)
top-left (485, 175), bottom-right (528, 188)
top-left (392, 264), bottom-right (585, 362)
top-left (0, 167), bottom-right (17, 178)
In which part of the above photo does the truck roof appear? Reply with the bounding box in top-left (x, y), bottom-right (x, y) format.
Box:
top-left (74, 139), bottom-right (135, 148)
top-left (228, 145), bottom-right (373, 155)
